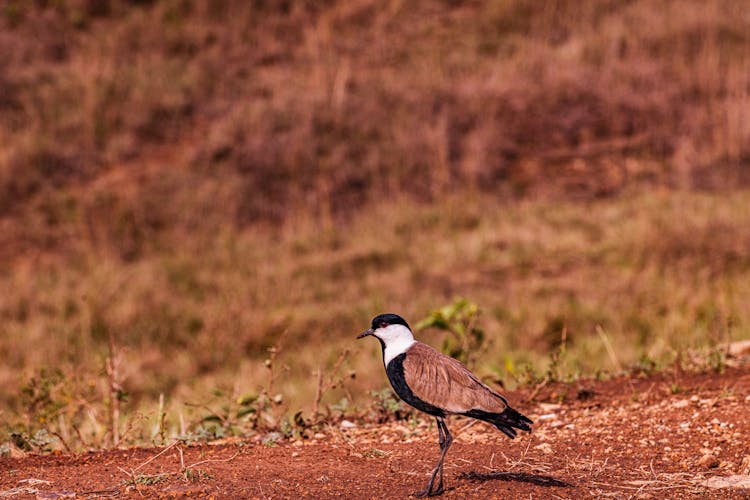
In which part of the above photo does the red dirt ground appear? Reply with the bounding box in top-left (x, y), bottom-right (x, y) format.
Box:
top-left (2, 365), bottom-right (750, 499)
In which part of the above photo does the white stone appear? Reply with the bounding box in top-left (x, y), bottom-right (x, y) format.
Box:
top-left (704, 475), bottom-right (750, 489)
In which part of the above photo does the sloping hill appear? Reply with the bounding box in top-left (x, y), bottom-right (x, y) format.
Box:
top-left (2, 0), bottom-right (749, 261)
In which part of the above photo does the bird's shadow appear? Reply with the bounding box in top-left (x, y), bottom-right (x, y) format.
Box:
top-left (458, 471), bottom-right (573, 488)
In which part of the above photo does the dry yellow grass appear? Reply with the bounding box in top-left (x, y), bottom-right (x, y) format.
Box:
top-left (1, 0), bottom-right (750, 449)
top-left (2, 190), bottom-right (750, 449)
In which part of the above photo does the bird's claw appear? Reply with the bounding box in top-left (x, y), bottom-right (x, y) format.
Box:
top-left (411, 487), bottom-right (443, 497)
top-left (411, 480), bottom-right (444, 497)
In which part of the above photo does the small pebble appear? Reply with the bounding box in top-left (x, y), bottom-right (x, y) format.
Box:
top-left (534, 443), bottom-right (554, 454)
top-left (698, 453), bottom-right (720, 469)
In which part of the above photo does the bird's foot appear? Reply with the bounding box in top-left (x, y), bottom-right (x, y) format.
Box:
top-left (410, 488), bottom-right (443, 497)
top-left (410, 483), bottom-right (444, 497)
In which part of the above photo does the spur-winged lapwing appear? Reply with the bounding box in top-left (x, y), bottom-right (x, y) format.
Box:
top-left (358, 313), bottom-right (532, 496)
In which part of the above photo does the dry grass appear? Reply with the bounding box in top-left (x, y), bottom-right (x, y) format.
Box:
top-left (1, 1), bottom-right (749, 235)
top-left (2, 190), bottom-right (750, 450)
top-left (1, 0), bottom-right (750, 449)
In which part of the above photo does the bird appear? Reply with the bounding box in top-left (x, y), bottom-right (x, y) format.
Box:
top-left (358, 313), bottom-right (533, 497)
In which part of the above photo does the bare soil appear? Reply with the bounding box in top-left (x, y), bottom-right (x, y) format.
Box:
top-left (2, 366), bottom-right (750, 499)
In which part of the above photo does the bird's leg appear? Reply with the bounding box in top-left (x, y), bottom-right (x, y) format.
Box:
top-left (412, 417), bottom-right (452, 497)
top-left (437, 416), bottom-right (446, 446)
top-left (435, 418), bottom-right (452, 494)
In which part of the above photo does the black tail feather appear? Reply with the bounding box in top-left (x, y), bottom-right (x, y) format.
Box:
top-left (463, 407), bottom-right (533, 439)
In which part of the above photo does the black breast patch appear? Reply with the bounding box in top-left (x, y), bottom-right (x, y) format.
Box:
top-left (385, 353), bottom-right (445, 417)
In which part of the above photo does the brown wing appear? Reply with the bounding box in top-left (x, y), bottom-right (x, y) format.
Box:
top-left (402, 342), bottom-right (508, 414)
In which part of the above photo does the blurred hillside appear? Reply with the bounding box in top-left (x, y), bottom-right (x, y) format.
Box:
top-left (1, 0), bottom-right (750, 448)
top-left (1, 0), bottom-right (749, 260)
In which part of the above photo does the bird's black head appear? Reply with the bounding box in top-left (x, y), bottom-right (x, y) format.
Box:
top-left (371, 313), bottom-right (411, 331)
top-left (357, 313), bottom-right (412, 339)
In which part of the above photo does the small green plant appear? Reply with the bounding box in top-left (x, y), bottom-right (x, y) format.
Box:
top-left (278, 410), bottom-right (314, 440)
top-left (187, 389), bottom-right (267, 439)
top-left (544, 327), bottom-right (568, 383)
top-left (366, 388), bottom-right (412, 422)
top-left (416, 298), bottom-right (486, 367)
top-left (132, 473), bottom-right (169, 486)
top-left (362, 448), bottom-right (388, 458)
top-left (19, 368), bottom-right (67, 431)
top-left (632, 355), bottom-right (659, 376)
top-left (10, 429), bottom-right (56, 452)
top-left (182, 467), bottom-right (212, 482)
top-left (507, 362), bottom-right (544, 386)
top-left (707, 346), bottom-right (728, 374)
top-left (262, 431), bottom-right (282, 447)
top-left (312, 348), bottom-right (355, 421)
top-left (187, 333), bottom-right (291, 439)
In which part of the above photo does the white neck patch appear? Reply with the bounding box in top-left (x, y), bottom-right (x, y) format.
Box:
top-left (376, 324), bottom-right (416, 367)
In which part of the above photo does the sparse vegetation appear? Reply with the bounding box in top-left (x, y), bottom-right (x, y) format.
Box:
top-left (416, 298), bottom-right (486, 368)
top-left (1, 0), bottom-right (750, 451)
top-left (3, 190), bottom-right (750, 452)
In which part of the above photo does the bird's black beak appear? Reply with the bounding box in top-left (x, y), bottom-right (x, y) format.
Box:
top-left (357, 328), bottom-right (374, 339)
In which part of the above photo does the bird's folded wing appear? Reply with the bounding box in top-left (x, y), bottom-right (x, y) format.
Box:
top-left (403, 342), bottom-right (508, 414)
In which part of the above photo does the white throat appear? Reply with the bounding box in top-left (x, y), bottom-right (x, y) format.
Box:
top-left (377, 324), bottom-right (416, 367)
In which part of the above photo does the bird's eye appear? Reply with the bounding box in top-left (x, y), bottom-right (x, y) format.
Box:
top-left (379, 321), bottom-right (387, 328)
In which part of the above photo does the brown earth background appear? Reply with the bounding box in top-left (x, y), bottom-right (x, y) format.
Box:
top-left (2, 362), bottom-right (750, 498)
